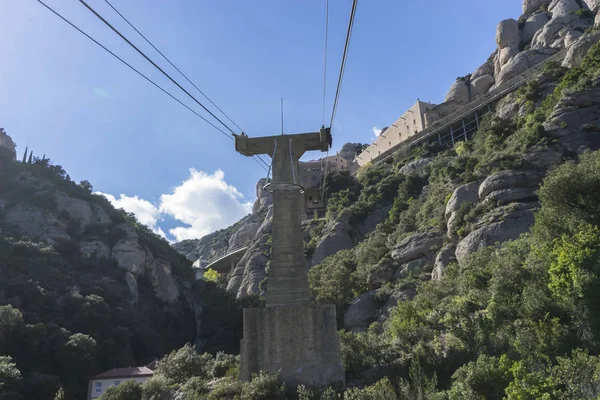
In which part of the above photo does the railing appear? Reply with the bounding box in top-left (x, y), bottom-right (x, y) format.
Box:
top-left (206, 245), bottom-right (249, 267)
top-left (357, 48), bottom-right (568, 169)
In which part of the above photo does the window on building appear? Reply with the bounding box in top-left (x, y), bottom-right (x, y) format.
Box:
top-left (95, 383), bottom-right (102, 393)
top-left (308, 196), bottom-right (313, 201)
top-left (113, 381), bottom-right (121, 386)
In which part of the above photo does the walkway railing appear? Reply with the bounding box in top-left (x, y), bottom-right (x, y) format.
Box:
top-left (358, 48), bottom-right (568, 169)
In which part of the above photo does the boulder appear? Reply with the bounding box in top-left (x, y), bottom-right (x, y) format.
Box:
top-left (377, 285), bottom-right (417, 322)
top-left (497, 52), bottom-right (530, 85)
top-left (79, 240), bottom-right (110, 259)
top-left (526, 47), bottom-right (558, 66)
top-left (432, 244), bottom-right (457, 281)
top-left (3, 204), bottom-right (71, 245)
top-left (312, 220), bottom-right (354, 266)
top-left (357, 205), bottom-right (391, 238)
top-left (522, 146), bottom-right (564, 170)
top-left (398, 158), bottom-right (433, 177)
top-left (496, 92), bottom-right (520, 120)
top-left (532, 14), bottom-right (579, 48)
top-left (445, 181), bottom-right (481, 220)
top-left (125, 272), bottom-right (139, 306)
top-left (548, 0), bottom-right (582, 17)
top-left (478, 170), bottom-right (543, 201)
top-left (500, 45), bottom-right (520, 66)
top-left (523, 0), bottom-right (551, 15)
top-left (471, 75), bottom-right (496, 98)
top-left (54, 193), bottom-right (93, 231)
top-left (455, 205), bottom-right (536, 264)
top-left (392, 256), bottom-right (432, 280)
top-left (471, 63), bottom-right (494, 81)
top-left (344, 291), bottom-right (378, 331)
top-left (585, 0), bottom-right (600, 12)
top-left (497, 19), bottom-right (520, 48)
top-left (483, 188), bottom-right (538, 205)
top-left (445, 80), bottom-right (471, 103)
top-left (391, 232), bottom-right (444, 265)
top-left (562, 31), bottom-right (600, 68)
top-left (339, 143), bottom-right (364, 161)
top-left (522, 12), bottom-right (551, 43)
top-left (366, 261), bottom-right (394, 290)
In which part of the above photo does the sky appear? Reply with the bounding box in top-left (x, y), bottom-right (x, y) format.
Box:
top-left (0, 0), bottom-right (522, 242)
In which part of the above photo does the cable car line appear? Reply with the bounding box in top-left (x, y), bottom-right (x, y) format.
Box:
top-left (34, 0), bottom-right (268, 171)
top-left (102, 0), bottom-right (245, 134)
top-left (330, 0), bottom-right (358, 129)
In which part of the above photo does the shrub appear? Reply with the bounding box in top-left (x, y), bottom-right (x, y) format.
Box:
top-left (181, 377), bottom-right (209, 400)
top-left (345, 377), bottom-right (397, 400)
top-left (212, 352), bottom-right (239, 378)
top-left (240, 371), bottom-right (286, 400)
top-left (98, 380), bottom-right (142, 400)
top-left (141, 375), bottom-right (172, 400)
top-left (206, 378), bottom-right (242, 400)
top-left (155, 344), bottom-right (213, 385)
top-left (203, 268), bottom-right (221, 283)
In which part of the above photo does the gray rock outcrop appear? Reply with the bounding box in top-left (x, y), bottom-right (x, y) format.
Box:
top-left (585, 0), bottom-right (600, 12)
top-left (125, 272), bottom-right (139, 306)
top-left (548, 0), bottom-right (581, 18)
top-left (455, 203), bottom-right (537, 264)
top-left (497, 19), bottom-right (520, 48)
top-left (562, 31), bottom-right (600, 68)
top-left (252, 178), bottom-right (273, 214)
top-left (344, 290), bottom-right (378, 331)
top-left (445, 80), bottom-right (471, 103)
top-left (471, 75), bottom-right (496, 98)
top-left (478, 170), bottom-right (543, 201)
top-left (226, 234), bottom-right (270, 298)
top-left (391, 232), bottom-right (444, 265)
top-left (312, 219), bottom-right (354, 266)
top-left (398, 158), bottom-right (433, 177)
top-left (80, 240), bottom-right (110, 260)
top-left (522, 12), bottom-right (550, 43)
top-left (523, 0), bottom-right (551, 16)
top-left (432, 244), bottom-right (457, 281)
top-left (471, 63), bottom-right (494, 81)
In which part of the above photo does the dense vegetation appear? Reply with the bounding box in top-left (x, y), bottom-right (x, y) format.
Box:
top-left (0, 159), bottom-right (248, 400)
top-left (303, 42), bottom-right (600, 398)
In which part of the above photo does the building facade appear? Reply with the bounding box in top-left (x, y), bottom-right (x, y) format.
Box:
top-left (355, 100), bottom-right (437, 166)
top-left (0, 129), bottom-right (16, 162)
top-left (87, 367), bottom-right (153, 400)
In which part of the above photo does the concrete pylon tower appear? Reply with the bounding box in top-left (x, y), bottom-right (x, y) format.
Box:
top-left (235, 128), bottom-right (345, 390)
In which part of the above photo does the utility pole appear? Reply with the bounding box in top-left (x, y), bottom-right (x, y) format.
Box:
top-left (234, 127), bottom-right (344, 390)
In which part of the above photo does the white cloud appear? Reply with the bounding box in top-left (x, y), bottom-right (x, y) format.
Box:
top-left (159, 169), bottom-right (252, 241)
top-left (96, 192), bottom-right (166, 238)
top-left (372, 126), bottom-right (382, 139)
top-left (97, 169), bottom-right (253, 243)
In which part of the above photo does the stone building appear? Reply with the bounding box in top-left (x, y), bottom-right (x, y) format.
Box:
top-left (356, 100), bottom-right (436, 166)
top-left (0, 129), bottom-right (16, 163)
top-left (87, 367), bottom-right (153, 399)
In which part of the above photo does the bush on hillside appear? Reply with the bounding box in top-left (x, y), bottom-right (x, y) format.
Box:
top-left (155, 344), bottom-right (214, 385)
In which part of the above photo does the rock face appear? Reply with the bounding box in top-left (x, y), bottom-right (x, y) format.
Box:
top-left (226, 234), bottom-right (270, 298)
top-left (432, 244), bottom-right (457, 281)
top-left (398, 158), bottom-right (433, 176)
top-left (548, 0), bottom-right (581, 18)
top-left (344, 291), bottom-right (378, 331)
top-left (497, 19), bottom-right (520, 48)
top-left (445, 80), bottom-right (471, 103)
top-left (522, 12), bottom-right (550, 43)
top-left (478, 170), bottom-right (543, 201)
top-left (3, 204), bottom-right (71, 245)
top-left (455, 204), bottom-right (537, 264)
top-left (471, 63), bottom-right (494, 81)
top-left (252, 178), bottom-right (273, 214)
top-left (312, 219), bottom-right (355, 266)
top-left (563, 31), bottom-right (600, 68)
top-left (585, 0), bottom-right (600, 12)
top-left (523, 0), bottom-right (551, 16)
top-left (391, 232), bottom-right (444, 265)
top-left (471, 75), bottom-right (496, 98)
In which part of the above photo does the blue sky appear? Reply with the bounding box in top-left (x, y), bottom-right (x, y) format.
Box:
top-left (0, 0), bottom-right (522, 241)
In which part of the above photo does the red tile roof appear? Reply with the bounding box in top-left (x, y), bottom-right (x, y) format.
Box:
top-left (92, 367), bottom-right (153, 379)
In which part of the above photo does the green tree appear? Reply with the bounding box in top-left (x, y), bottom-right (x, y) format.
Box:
top-left (99, 380), bottom-right (142, 400)
top-left (155, 344), bottom-right (213, 385)
top-left (0, 306), bottom-right (24, 354)
top-left (0, 356), bottom-right (22, 400)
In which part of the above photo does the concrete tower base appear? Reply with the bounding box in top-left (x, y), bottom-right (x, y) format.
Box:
top-left (240, 304), bottom-right (345, 390)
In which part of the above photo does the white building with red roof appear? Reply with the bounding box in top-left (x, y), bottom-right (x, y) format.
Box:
top-left (87, 366), bottom-right (153, 399)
